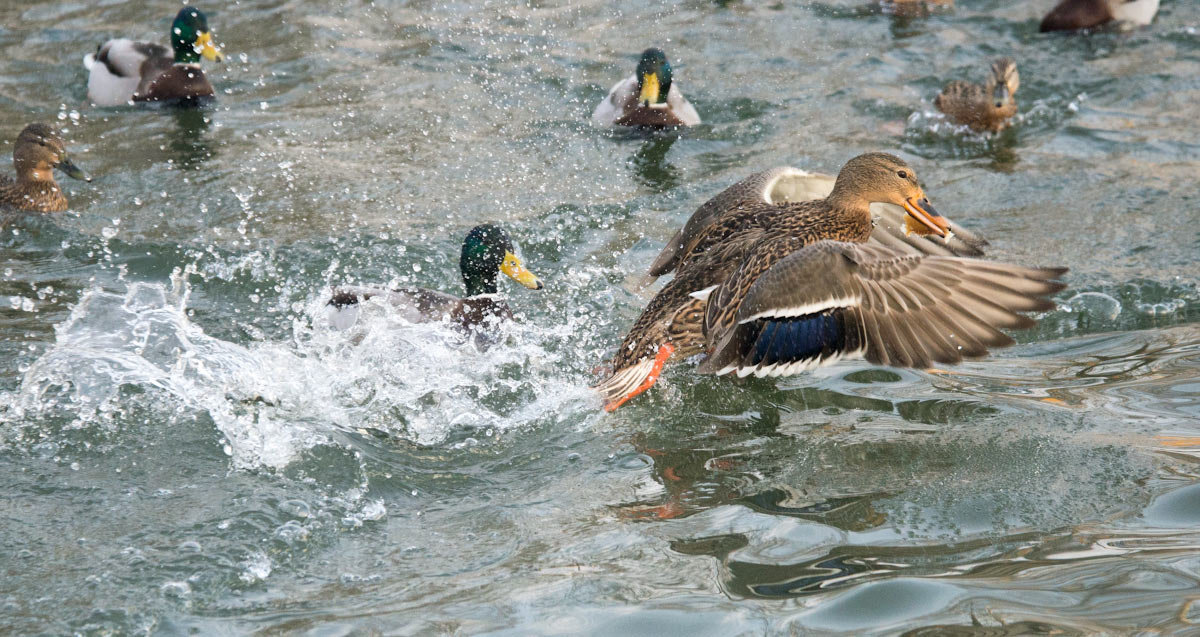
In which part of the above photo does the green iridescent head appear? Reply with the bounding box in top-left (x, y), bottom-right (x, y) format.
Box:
top-left (170, 6), bottom-right (224, 64)
top-left (459, 224), bottom-right (543, 296)
top-left (635, 48), bottom-right (673, 106)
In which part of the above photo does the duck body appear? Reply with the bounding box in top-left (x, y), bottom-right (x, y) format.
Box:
top-left (326, 286), bottom-right (514, 333)
top-left (597, 153), bottom-right (1066, 410)
top-left (0, 124), bottom-right (91, 213)
top-left (592, 48), bottom-right (701, 129)
top-left (645, 166), bottom-right (986, 286)
top-left (1040, 0), bottom-right (1158, 32)
top-left (325, 224), bottom-right (542, 335)
top-left (83, 7), bottom-right (223, 107)
top-left (934, 58), bottom-right (1020, 133)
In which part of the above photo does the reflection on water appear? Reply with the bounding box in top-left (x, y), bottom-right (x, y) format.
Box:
top-left (168, 108), bottom-right (215, 169)
top-left (629, 133), bottom-right (681, 192)
top-left (0, 0), bottom-right (1197, 633)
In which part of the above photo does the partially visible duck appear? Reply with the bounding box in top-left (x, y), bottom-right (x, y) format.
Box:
top-left (1040, 0), bottom-right (1159, 32)
top-left (326, 224), bottom-right (544, 333)
top-left (0, 124), bottom-right (90, 213)
top-left (934, 58), bottom-right (1020, 133)
top-left (597, 153), bottom-right (1065, 410)
top-left (592, 48), bottom-right (701, 129)
top-left (643, 165), bottom-right (987, 289)
top-left (84, 6), bottom-right (224, 107)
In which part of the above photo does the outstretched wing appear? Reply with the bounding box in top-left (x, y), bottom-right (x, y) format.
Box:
top-left (869, 202), bottom-right (988, 257)
top-left (700, 241), bottom-right (1066, 377)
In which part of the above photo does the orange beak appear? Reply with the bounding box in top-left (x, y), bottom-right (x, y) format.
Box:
top-left (901, 195), bottom-right (950, 238)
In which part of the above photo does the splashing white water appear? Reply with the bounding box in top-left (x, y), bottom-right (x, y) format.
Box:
top-left (1, 273), bottom-right (593, 470)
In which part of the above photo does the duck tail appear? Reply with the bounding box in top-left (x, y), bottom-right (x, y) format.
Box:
top-left (83, 53), bottom-right (96, 70)
top-left (594, 343), bottom-right (675, 411)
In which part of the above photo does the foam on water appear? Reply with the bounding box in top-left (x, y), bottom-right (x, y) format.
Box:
top-left (0, 272), bottom-right (595, 470)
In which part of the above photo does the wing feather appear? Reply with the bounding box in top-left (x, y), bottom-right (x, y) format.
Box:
top-left (702, 241), bottom-right (1066, 376)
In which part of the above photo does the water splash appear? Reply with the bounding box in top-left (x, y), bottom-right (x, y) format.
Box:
top-left (0, 273), bottom-right (594, 470)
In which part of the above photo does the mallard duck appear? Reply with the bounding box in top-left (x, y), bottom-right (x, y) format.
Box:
top-left (1040, 0), bottom-right (1158, 32)
top-left (326, 224), bottom-right (543, 333)
top-left (83, 6), bottom-right (224, 107)
top-left (934, 58), bottom-right (1019, 133)
top-left (0, 124), bottom-right (90, 213)
top-left (597, 153), bottom-right (1066, 410)
top-left (880, 0), bottom-right (954, 17)
top-left (592, 48), bottom-right (701, 128)
top-left (644, 165), bottom-right (988, 288)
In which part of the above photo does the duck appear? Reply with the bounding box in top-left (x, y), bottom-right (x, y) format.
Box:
top-left (0, 124), bottom-right (91, 213)
top-left (326, 224), bottom-right (543, 334)
top-left (83, 6), bottom-right (224, 107)
top-left (1040, 0), bottom-right (1158, 32)
top-left (934, 58), bottom-right (1020, 133)
top-left (596, 153), bottom-right (1066, 410)
top-left (643, 164), bottom-right (988, 289)
top-left (879, 0), bottom-right (954, 17)
top-left (592, 48), bottom-right (701, 128)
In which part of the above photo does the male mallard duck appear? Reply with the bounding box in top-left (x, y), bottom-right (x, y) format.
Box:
top-left (592, 48), bottom-right (701, 128)
top-left (934, 58), bottom-right (1019, 134)
top-left (0, 124), bottom-right (90, 213)
top-left (1040, 0), bottom-right (1158, 32)
top-left (597, 153), bottom-right (1066, 410)
top-left (326, 224), bottom-right (543, 333)
top-left (83, 6), bottom-right (224, 107)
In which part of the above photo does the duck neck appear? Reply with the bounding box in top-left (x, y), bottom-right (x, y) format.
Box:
top-left (16, 162), bottom-right (56, 187)
top-left (824, 186), bottom-right (875, 230)
top-left (463, 271), bottom-right (498, 297)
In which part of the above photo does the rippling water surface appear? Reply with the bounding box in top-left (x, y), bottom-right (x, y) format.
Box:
top-left (1, 0), bottom-right (1198, 634)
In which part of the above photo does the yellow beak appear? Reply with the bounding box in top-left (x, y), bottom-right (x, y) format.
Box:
top-left (639, 72), bottom-right (660, 106)
top-left (500, 252), bottom-right (543, 290)
top-left (195, 31), bottom-right (224, 63)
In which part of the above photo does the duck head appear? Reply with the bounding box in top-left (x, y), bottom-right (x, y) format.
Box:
top-left (635, 48), bottom-right (673, 108)
top-left (171, 6), bottom-right (224, 64)
top-left (14, 124), bottom-right (90, 184)
top-left (460, 224), bottom-right (544, 296)
top-left (988, 58), bottom-right (1019, 110)
top-left (830, 152), bottom-right (950, 238)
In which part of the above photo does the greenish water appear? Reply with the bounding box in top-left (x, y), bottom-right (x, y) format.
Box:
top-left (1, 0), bottom-right (1199, 634)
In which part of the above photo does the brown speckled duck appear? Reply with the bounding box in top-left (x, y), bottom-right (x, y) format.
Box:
top-left (935, 58), bottom-right (1020, 133)
top-left (597, 153), bottom-right (1066, 410)
top-left (326, 224), bottom-right (543, 334)
top-left (0, 124), bottom-right (90, 213)
top-left (592, 48), bottom-right (701, 129)
top-left (1040, 0), bottom-right (1159, 32)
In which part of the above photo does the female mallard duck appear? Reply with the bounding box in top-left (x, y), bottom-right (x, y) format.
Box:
top-left (326, 224), bottom-right (543, 333)
top-left (643, 164), bottom-right (988, 289)
top-left (1040, 0), bottom-right (1158, 32)
top-left (934, 58), bottom-right (1019, 133)
top-left (0, 124), bottom-right (90, 213)
top-left (597, 153), bottom-right (1066, 410)
top-left (592, 48), bottom-right (701, 128)
top-left (83, 6), bottom-right (224, 107)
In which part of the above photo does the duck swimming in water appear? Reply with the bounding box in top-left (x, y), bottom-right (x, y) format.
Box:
top-left (592, 48), bottom-right (701, 129)
top-left (934, 58), bottom-right (1020, 133)
top-left (597, 153), bottom-right (1066, 410)
top-left (0, 124), bottom-right (90, 214)
top-left (327, 224), bottom-right (544, 334)
top-left (1040, 0), bottom-right (1159, 32)
top-left (84, 6), bottom-right (224, 107)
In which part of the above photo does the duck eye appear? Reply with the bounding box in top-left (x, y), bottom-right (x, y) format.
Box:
top-left (897, 170), bottom-right (908, 179)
